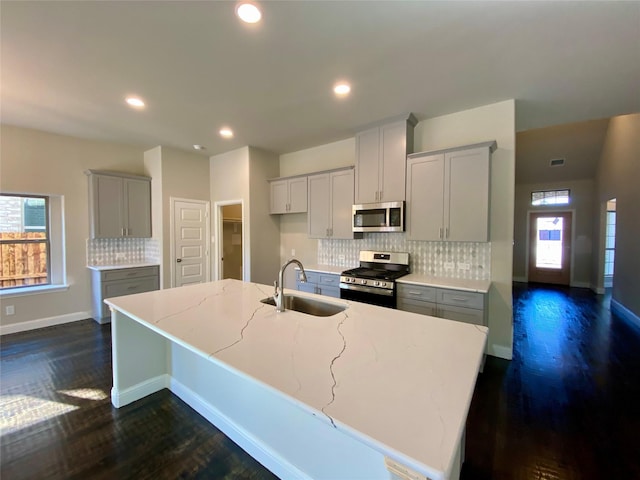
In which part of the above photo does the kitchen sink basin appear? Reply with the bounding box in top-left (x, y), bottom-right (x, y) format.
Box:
top-left (260, 295), bottom-right (346, 317)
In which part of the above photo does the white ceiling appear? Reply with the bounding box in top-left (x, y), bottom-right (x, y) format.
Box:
top-left (1, 1), bottom-right (639, 158)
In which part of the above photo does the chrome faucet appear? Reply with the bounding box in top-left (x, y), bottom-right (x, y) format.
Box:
top-left (273, 259), bottom-right (307, 312)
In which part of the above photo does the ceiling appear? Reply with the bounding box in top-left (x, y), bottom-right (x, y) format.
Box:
top-left (1, 1), bottom-right (639, 161)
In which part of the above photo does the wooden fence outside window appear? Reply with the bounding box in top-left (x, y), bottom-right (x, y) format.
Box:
top-left (0, 232), bottom-right (49, 289)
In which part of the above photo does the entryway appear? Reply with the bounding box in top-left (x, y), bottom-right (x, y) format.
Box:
top-left (170, 198), bottom-right (210, 287)
top-left (528, 211), bottom-right (572, 285)
top-left (214, 201), bottom-right (244, 281)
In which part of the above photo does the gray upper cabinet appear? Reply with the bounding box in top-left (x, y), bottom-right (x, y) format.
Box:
top-left (308, 168), bottom-right (354, 239)
top-left (269, 176), bottom-right (307, 214)
top-left (355, 114), bottom-right (417, 204)
top-left (87, 170), bottom-right (152, 238)
top-left (406, 141), bottom-right (496, 242)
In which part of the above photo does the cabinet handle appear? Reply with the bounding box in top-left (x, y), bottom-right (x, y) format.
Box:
top-left (330, 228), bottom-right (333, 237)
top-left (127, 285), bottom-right (140, 290)
top-left (122, 228), bottom-right (125, 236)
top-left (450, 297), bottom-right (469, 303)
top-left (439, 227), bottom-right (443, 239)
top-left (445, 227), bottom-right (449, 239)
top-left (408, 290), bottom-right (422, 296)
top-left (379, 190), bottom-right (383, 200)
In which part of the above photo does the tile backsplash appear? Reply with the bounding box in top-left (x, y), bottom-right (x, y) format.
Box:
top-left (87, 238), bottom-right (160, 266)
top-left (318, 233), bottom-right (490, 280)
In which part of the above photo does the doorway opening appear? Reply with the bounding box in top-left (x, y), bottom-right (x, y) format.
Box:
top-left (603, 198), bottom-right (616, 289)
top-left (528, 211), bottom-right (572, 285)
top-left (215, 201), bottom-right (244, 281)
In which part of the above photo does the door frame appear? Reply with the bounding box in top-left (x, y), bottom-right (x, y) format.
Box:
top-left (524, 208), bottom-right (576, 285)
top-left (169, 197), bottom-right (211, 288)
top-left (214, 199), bottom-right (245, 281)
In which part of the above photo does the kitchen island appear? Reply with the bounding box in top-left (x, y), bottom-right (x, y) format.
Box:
top-left (106, 279), bottom-right (487, 480)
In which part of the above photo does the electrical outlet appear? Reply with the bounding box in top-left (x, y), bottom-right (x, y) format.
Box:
top-left (458, 262), bottom-right (471, 271)
top-left (291, 249), bottom-right (296, 256)
top-left (5, 305), bottom-right (15, 316)
top-left (444, 262), bottom-right (455, 270)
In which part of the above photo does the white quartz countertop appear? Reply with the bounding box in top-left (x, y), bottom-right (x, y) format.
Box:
top-left (105, 279), bottom-right (487, 479)
top-left (397, 274), bottom-right (491, 293)
top-left (296, 264), bottom-right (351, 275)
top-left (87, 263), bottom-right (159, 271)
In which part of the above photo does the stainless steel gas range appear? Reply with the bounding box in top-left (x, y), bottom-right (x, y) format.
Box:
top-left (339, 251), bottom-right (410, 308)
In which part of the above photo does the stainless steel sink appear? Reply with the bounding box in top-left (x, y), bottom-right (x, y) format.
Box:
top-left (260, 295), bottom-right (346, 317)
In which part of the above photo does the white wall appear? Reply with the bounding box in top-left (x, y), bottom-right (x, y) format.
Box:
top-left (276, 100), bottom-right (516, 359)
top-left (513, 179), bottom-right (595, 287)
top-left (279, 138), bottom-right (356, 287)
top-left (144, 147), bottom-right (210, 289)
top-left (415, 99), bottom-right (516, 359)
top-left (593, 113), bottom-right (640, 317)
top-left (210, 147), bottom-right (280, 285)
top-left (0, 125), bottom-right (146, 329)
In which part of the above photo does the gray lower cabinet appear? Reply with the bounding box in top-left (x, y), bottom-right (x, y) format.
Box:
top-left (296, 271), bottom-right (340, 298)
top-left (397, 283), bottom-right (485, 326)
top-left (91, 266), bottom-right (159, 323)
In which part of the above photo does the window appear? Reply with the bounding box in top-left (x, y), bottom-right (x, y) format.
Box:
top-left (531, 189), bottom-right (570, 206)
top-left (0, 195), bottom-right (51, 289)
top-left (605, 201), bottom-right (616, 279)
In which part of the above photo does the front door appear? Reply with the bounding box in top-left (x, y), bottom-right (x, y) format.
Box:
top-left (172, 199), bottom-right (209, 287)
top-left (528, 212), bottom-right (572, 285)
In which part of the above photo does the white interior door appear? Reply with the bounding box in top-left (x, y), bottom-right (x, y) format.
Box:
top-left (172, 199), bottom-right (209, 287)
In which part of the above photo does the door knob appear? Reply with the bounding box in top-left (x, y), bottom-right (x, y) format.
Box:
top-left (176, 258), bottom-right (182, 263)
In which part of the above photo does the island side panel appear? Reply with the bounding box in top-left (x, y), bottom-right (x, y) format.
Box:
top-left (169, 342), bottom-right (396, 480)
top-left (111, 309), bottom-right (170, 407)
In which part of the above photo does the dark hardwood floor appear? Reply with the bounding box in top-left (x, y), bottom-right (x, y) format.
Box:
top-left (1, 283), bottom-right (639, 479)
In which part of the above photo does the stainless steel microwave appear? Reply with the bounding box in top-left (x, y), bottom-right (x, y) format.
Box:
top-left (352, 201), bottom-right (404, 233)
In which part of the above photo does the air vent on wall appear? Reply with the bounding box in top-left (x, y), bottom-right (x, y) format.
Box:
top-left (549, 158), bottom-right (565, 167)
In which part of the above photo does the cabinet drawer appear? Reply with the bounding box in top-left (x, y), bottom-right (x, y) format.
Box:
top-left (102, 266), bottom-right (159, 282)
top-left (397, 298), bottom-right (437, 317)
top-left (104, 276), bottom-right (159, 299)
top-left (397, 284), bottom-right (437, 302)
top-left (438, 304), bottom-right (485, 326)
top-left (437, 289), bottom-right (484, 310)
top-left (319, 274), bottom-right (339, 287)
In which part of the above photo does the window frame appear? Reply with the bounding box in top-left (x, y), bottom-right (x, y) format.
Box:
top-left (531, 189), bottom-right (571, 207)
top-left (0, 193), bottom-right (52, 290)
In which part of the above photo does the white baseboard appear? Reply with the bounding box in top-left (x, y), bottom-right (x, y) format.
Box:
top-left (570, 281), bottom-right (590, 289)
top-left (169, 377), bottom-right (309, 480)
top-left (591, 285), bottom-right (606, 295)
top-left (611, 300), bottom-right (640, 329)
top-left (512, 276), bottom-right (527, 283)
top-left (0, 311), bottom-right (91, 336)
top-left (489, 344), bottom-right (513, 360)
top-left (111, 374), bottom-right (170, 408)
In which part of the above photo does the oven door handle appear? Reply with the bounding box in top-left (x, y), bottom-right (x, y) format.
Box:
top-left (339, 283), bottom-right (394, 296)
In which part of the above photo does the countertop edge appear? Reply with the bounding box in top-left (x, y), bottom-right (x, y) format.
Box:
top-left (397, 275), bottom-right (491, 294)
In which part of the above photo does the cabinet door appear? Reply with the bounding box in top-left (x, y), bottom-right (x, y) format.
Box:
top-left (379, 121), bottom-right (408, 202)
top-left (406, 153), bottom-right (444, 241)
top-left (355, 127), bottom-right (380, 204)
top-left (91, 175), bottom-right (124, 238)
top-left (307, 173), bottom-right (330, 239)
top-left (124, 178), bottom-right (151, 237)
top-left (397, 298), bottom-right (437, 317)
top-left (288, 177), bottom-right (308, 213)
top-left (330, 169), bottom-right (354, 239)
top-left (270, 180), bottom-right (289, 214)
top-left (445, 147), bottom-right (490, 242)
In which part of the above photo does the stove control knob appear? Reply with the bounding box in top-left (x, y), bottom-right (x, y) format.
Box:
top-left (374, 281), bottom-right (380, 286)
top-left (360, 279), bottom-right (367, 285)
top-left (380, 282), bottom-right (386, 287)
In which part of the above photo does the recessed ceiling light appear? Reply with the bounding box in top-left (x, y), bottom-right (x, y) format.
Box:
top-left (125, 96), bottom-right (145, 108)
top-left (333, 82), bottom-right (351, 97)
top-left (219, 127), bottom-right (234, 139)
top-left (193, 144), bottom-right (207, 151)
top-left (236, 2), bottom-right (262, 23)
